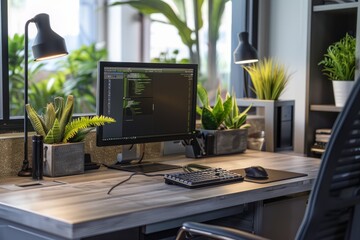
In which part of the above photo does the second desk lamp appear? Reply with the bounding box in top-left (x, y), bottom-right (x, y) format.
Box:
top-left (233, 31), bottom-right (258, 98)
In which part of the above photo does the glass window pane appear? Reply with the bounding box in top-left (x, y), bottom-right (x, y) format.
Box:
top-left (6, 0), bottom-right (235, 122)
top-left (149, 0), bottom-right (232, 102)
top-left (8, 0), bottom-right (106, 117)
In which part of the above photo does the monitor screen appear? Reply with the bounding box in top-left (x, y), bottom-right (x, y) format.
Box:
top-left (96, 61), bottom-right (198, 147)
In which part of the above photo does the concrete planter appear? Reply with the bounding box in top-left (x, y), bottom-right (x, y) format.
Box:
top-left (43, 142), bottom-right (84, 177)
top-left (201, 128), bottom-right (248, 156)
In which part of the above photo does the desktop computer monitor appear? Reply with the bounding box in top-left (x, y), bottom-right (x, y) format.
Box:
top-left (96, 61), bottom-right (198, 172)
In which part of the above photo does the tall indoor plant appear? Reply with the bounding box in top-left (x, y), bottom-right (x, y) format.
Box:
top-left (318, 33), bottom-right (356, 107)
top-left (26, 95), bottom-right (115, 176)
top-left (109, 0), bottom-right (229, 91)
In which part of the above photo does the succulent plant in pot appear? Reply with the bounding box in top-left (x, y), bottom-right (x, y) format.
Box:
top-left (196, 84), bottom-right (251, 156)
top-left (26, 95), bottom-right (115, 176)
top-left (26, 95), bottom-right (115, 144)
top-left (318, 33), bottom-right (356, 107)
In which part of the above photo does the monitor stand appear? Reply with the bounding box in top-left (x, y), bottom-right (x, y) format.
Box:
top-left (108, 144), bottom-right (181, 173)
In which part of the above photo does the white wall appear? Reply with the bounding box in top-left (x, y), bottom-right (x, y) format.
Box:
top-left (258, 0), bottom-right (310, 154)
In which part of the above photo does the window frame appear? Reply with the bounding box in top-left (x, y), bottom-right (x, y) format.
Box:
top-left (0, 0), bottom-right (259, 133)
top-left (0, 0), bottom-right (23, 132)
top-left (231, 0), bottom-right (258, 98)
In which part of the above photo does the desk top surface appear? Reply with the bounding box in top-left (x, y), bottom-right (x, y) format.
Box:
top-left (0, 151), bottom-right (320, 239)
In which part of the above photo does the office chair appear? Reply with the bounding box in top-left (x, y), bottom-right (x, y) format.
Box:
top-left (176, 79), bottom-right (360, 240)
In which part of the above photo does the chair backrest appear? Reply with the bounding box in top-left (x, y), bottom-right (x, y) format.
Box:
top-left (296, 79), bottom-right (360, 240)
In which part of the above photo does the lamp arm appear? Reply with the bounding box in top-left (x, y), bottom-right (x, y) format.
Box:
top-left (19, 18), bottom-right (34, 175)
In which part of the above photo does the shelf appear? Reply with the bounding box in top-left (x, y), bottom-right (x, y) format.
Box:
top-left (311, 147), bottom-right (325, 153)
top-left (310, 104), bottom-right (343, 112)
top-left (307, 0), bottom-right (358, 157)
top-left (313, 2), bottom-right (358, 12)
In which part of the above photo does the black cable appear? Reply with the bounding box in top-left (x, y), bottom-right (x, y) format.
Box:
top-left (182, 163), bottom-right (211, 173)
top-left (136, 149), bottom-right (145, 164)
top-left (107, 163), bottom-right (212, 194)
top-left (107, 172), bottom-right (164, 195)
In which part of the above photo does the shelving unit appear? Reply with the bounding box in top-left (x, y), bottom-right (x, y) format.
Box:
top-left (310, 105), bottom-right (342, 112)
top-left (305, 0), bottom-right (359, 157)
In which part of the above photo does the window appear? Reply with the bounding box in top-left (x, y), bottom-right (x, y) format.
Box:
top-left (149, 0), bottom-right (233, 101)
top-left (7, 0), bottom-right (105, 115)
top-left (1, 0), bottom-right (255, 132)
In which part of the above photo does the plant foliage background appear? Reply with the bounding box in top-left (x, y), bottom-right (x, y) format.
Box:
top-left (8, 34), bottom-right (107, 116)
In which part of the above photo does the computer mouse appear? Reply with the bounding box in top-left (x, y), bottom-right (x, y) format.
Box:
top-left (245, 166), bottom-right (268, 179)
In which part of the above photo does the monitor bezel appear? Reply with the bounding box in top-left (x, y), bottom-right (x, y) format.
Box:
top-left (96, 61), bottom-right (198, 147)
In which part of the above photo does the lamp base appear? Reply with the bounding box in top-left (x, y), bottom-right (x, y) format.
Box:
top-left (18, 167), bottom-right (32, 177)
top-left (18, 162), bottom-right (32, 177)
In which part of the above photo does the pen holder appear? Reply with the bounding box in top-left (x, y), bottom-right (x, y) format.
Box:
top-left (32, 135), bottom-right (44, 180)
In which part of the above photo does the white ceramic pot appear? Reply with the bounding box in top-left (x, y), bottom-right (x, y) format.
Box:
top-left (332, 80), bottom-right (354, 107)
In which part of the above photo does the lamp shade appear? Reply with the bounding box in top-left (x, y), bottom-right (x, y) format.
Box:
top-left (233, 32), bottom-right (258, 65)
top-left (31, 14), bottom-right (68, 61)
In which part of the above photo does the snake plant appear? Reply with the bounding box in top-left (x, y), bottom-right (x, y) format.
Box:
top-left (26, 95), bottom-right (115, 144)
top-left (197, 84), bottom-right (251, 130)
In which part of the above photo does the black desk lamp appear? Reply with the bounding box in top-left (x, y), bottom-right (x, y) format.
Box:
top-left (18, 13), bottom-right (68, 177)
top-left (233, 32), bottom-right (258, 98)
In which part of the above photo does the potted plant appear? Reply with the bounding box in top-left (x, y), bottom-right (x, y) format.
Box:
top-left (195, 84), bottom-right (251, 156)
top-left (26, 95), bottom-right (115, 176)
top-left (318, 33), bottom-right (356, 107)
top-left (242, 58), bottom-right (291, 100)
top-left (240, 58), bottom-right (294, 152)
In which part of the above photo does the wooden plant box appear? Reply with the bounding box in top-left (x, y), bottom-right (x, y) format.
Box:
top-left (43, 142), bottom-right (84, 177)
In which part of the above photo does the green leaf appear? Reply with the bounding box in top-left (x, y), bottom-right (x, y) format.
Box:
top-left (68, 128), bottom-right (93, 142)
top-left (63, 116), bottom-right (116, 143)
top-left (196, 105), bottom-right (203, 116)
top-left (59, 95), bottom-right (74, 140)
top-left (25, 104), bottom-right (46, 137)
top-left (110, 0), bottom-right (194, 48)
top-left (197, 84), bottom-right (209, 107)
top-left (221, 96), bottom-right (233, 126)
top-left (201, 107), bottom-right (218, 130)
top-left (44, 103), bottom-right (56, 133)
top-left (44, 119), bottom-right (62, 144)
top-left (194, 0), bottom-right (204, 30)
top-left (172, 0), bottom-right (186, 21)
top-left (54, 97), bottom-right (64, 120)
top-left (213, 93), bottom-right (224, 125)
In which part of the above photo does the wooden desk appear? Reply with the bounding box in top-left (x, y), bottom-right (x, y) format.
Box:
top-left (0, 151), bottom-right (320, 239)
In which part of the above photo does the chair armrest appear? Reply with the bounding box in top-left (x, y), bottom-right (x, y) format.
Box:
top-left (176, 222), bottom-right (269, 240)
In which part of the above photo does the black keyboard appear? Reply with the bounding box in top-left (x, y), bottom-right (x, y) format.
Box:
top-left (164, 168), bottom-right (244, 188)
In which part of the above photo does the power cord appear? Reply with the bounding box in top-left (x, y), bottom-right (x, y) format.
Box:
top-left (107, 172), bottom-right (164, 195)
top-left (107, 163), bottom-right (212, 195)
top-left (182, 163), bottom-right (211, 172)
